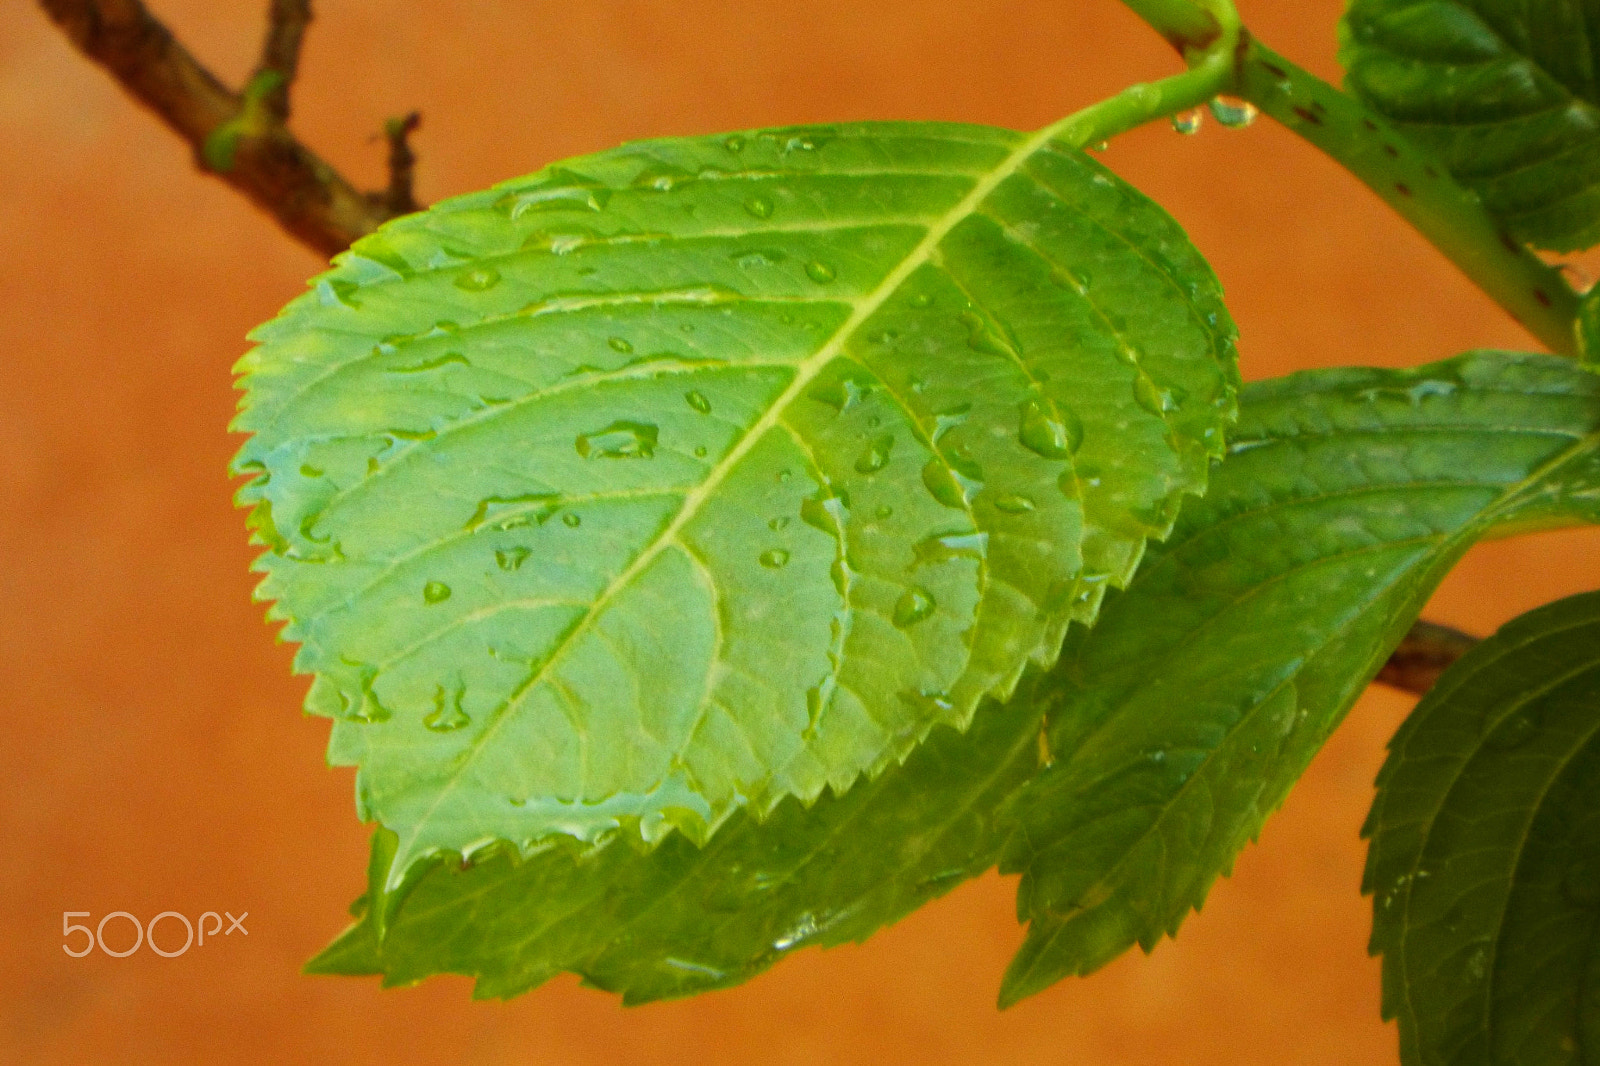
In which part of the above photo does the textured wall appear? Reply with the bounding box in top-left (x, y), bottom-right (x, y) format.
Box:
top-left (3, 1), bottom-right (1595, 1062)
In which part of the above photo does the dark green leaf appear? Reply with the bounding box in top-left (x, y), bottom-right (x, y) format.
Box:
top-left (1000, 351), bottom-right (1600, 1006)
top-left (307, 675), bottom-right (1051, 1003)
top-left (1342, 0), bottom-right (1600, 252)
top-left (1365, 590), bottom-right (1600, 1065)
top-left (233, 121), bottom-right (1237, 883)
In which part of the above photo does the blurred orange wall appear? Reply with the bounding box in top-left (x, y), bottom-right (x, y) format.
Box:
top-left (3, 1), bottom-right (1596, 1063)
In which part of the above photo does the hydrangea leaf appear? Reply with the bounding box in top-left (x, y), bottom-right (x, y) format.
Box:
top-left (1365, 590), bottom-right (1600, 1066)
top-left (307, 678), bottom-right (1050, 1003)
top-left (233, 121), bottom-right (1238, 885)
top-left (999, 351), bottom-right (1600, 1005)
top-left (1342, 0), bottom-right (1600, 252)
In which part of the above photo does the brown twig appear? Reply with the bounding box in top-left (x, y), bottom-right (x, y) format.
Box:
top-left (1376, 620), bottom-right (1480, 696)
top-left (256, 0), bottom-right (310, 120)
top-left (377, 111), bottom-right (421, 216)
top-left (36, 0), bottom-right (419, 257)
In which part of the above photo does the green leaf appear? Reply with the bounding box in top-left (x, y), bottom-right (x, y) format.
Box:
top-left (1341, 0), bottom-right (1600, 252)
top-left (1365, 590), bottom-right (1600, 1065)
top-left (999, 350), bottom-right (1600, 1006)
top-left (307, 676), bottom-right (1050, 1003)
top-left (233, 121), bottom-right (1238, 883)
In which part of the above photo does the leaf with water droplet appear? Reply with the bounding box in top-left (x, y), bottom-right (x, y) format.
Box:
top-left (1000, 353), bottom-right (1600, 1007)
top-left (233, 120), bottom-right (1238, 894)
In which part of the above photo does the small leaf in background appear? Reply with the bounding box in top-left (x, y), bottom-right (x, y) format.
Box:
top-left (1342, 0), bottom-right (1600, 252)
top-left (999, 351), bottom-right (1600, 1005)
top-left (233, 122), bottom-right (1238, 884)
top-left (1365, 590), bottom-right (1600, 1065)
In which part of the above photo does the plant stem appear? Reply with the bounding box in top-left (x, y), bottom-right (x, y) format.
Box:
top-left (1235, 40), bottom-right (1579, 356)
top-left (1050, 12), bottom-right (1238, 149)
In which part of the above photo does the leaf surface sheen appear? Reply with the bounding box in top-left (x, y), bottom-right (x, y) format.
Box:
top-left (1342, 0), bottom-right (1600, 251)
top-left (233, 121), bottom-right (1237, 882)
top-left (1365, 590), bottom-right (1600, 1066)
top-left (999, 351), bottom-right (1600, 1005)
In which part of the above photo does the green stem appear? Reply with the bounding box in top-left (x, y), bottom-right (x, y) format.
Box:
top-left (1236, 39), bottom-right (1579, 356)
top-left (1049, 11), bottom-right (1238, 149)
top-left (1113, 0), bottom-right (1580, 355)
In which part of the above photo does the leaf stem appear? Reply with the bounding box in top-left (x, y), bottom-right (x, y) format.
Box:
top-left (1050, 9), bottom-right (1238, 149)
top-left (1234, 39), bottom-right (1579, 356)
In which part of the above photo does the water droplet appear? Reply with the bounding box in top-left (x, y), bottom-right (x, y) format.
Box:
top-left (922, 459), bottom-right (969, 510)
top-left (724, 134), bottom-right (746, 152)
top-left (855, 434), bottom-right (894, 474)
top-left (685, 390), bottom-right (712, 414)
top-left (931, 403), bottom-right (971, 444)
top-left (1018, 398), bottom-right (1082, 459)
top-left (893, 586), bottom-right (937, 628)
top-left (800, 493), bottom-right (847, 540)
top-left (495, 546), bottom-right (531, 571)
top-left (805, 260), bottom-right (837, 284)
top-left (777, 469), bottom-right (792, 483)
top-left (343, 664), bottom-right (392, 723)
top-left (576, 420), bottom-right (659, 459)
top-left (454, 266), bottom-right (502, 292)
top-left (744, 194), bottom-right (775, 219)
top-left (912, 530), bottom-right (988, 567)
top-left (960, 311), bottom-right (1015, 358)
top-left (994, 494), bottom-right (1035, 514)
top-left (732, 248), bottom-right (787, 268)
top-left (768, 516), bottom-right (791, 532)
top-left (424, 681), bottom-right (471, 732)
top-left (423, 580), bottom-right (452, 604)
top-left (693, 445), bottom-right (708, 458)
top-left (808, 372), bottom-right (874, 412)
top-left (300, 464), bottom-right (324, 478)
top-left (562, 512), bottom-right (582, 528)
top-left (759, 548), bottom-right (791, 569)
top-left (908, 292), bottom-right (932, 309)
top-left (608, 336), bottom-right (633, 353)
top-left (1134, 375), bottom-right (1177, 416)
top-left (465, 493), bottom-right (561, 531)
top-left (1171, 108), bottom-right (1205, 135)
top-left (874, 504), bottom-right (893, 520)
top-left (1209, 95), bottom-right (1258, 128)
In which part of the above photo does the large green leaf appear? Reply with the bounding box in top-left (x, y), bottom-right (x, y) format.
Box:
top-left (308, 677), bottom-right (1050, 1003)
top-left (1341, 0), bottom-right (1600, 252)
top-left (1365, 590), bottom-right (1600, 1066)
top-left (233, 121), bottom-right (1237, 884)
top-left (999, 351), bottom-right (1600, 1006)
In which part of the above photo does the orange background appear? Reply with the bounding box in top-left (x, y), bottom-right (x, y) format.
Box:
top-left (4, 1), bottom-right (1597, 1063)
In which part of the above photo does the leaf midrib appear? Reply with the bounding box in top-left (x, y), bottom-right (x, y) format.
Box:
top-left (388, 118), bottom-right (1080, 882)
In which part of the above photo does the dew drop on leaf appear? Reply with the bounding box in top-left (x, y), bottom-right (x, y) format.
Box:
top-left (769, 516), bottom-right (790, 532)
top-left (608, 336), bottom-right (634, 353)
top-left (454, 266), bottom-right (502, 292)
top-left (575, 421), bottom-right (658, 459)
top-left (893, 586), bottom-right (937, 628)
top-left (744, 194), bottom-right (775, 219)
top-left (423, 682), bottom-right (471, 732)
top-left (805, 261), bottom-right (837, 283)
top-left (759, 548), bottom-right (791, 569)
top-left (1018, 398), bottom-right (1082, 459)
top-left (423, 581), bottom-right (452, 604)
top-left (922, 458), bottom-right (969, 510)
top-left (994, 494), bottom-right (1035, 514)
top-left (908, 292), bottom-right (932, 309)
top-left (685, 390), bottom-right (712, 414)
top-left (1134, 375), bottom-right (1177, 416)
top-left (495, 546), bottom-right (531, 571)
top-left (855, 434), bottom-right (894, 474)
top-left (562, 513), bottom-right (582, 528)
